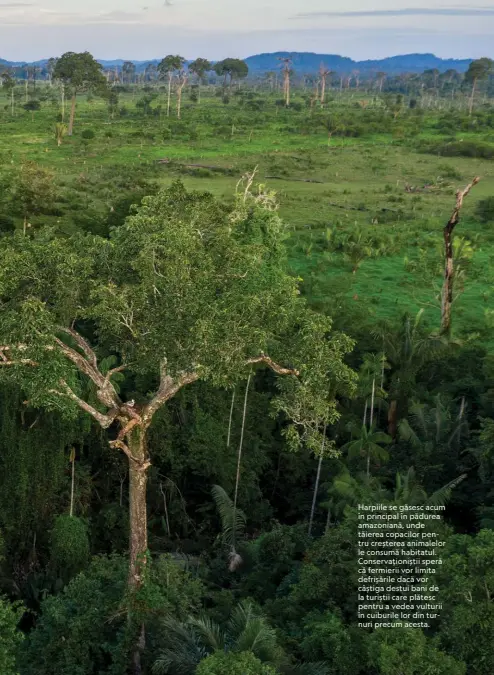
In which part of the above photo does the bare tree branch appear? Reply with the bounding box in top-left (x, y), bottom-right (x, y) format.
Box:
top-left (246, 353), bottom-right (300, 376)
top-left (105, 364), bottom-right (129, 380)
top-left (0, 345), bottom-right (38, 367)
top-left (447, 177), bottom-right (480, 230)
top-left (142, 361), bottom-right (199, 426)
top-left (50, 379), bottom-right (118, 428)
top-left (108, 438), bottom-right (151, 469)
top-left (53, 334), bottom-right (121, 409)
top-left (58, 326), bottom-right (99, 368)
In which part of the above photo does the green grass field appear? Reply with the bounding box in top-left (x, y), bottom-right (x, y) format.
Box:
top-left (1, 89), bottom-right (493, 344)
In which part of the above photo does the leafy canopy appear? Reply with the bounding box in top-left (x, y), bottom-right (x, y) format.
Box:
top-left (0, 180), bottom-right (355, 447)
top-left (52, 51), bottom-right (107, 93)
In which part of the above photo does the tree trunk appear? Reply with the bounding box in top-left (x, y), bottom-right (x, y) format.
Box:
top-left (388, 400), bottom-right (398, 438)
top-left (441, 221), bottom-right (454, 336)
top-left (320, 77), bottom-right (326, 105)
top-left (127, 426), bottom-right (149, 592)
top-left (167, 73), bottom-right (172, 117)
top-left (440, 177), bottom-right (479, 335)
top-left (469, 78), bottom-right (477, 116)
top-left (126, 425), bottom-right (150, 675)
top-left (177, 84), bottom-right (184, 119)
top-left (68, 94), bottom-right (76, 136)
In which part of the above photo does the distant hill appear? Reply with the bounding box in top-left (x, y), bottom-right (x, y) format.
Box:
top-left (0, 52), bottom-right (475, 75)
top-left (243, 52), bottom-right (473, 74)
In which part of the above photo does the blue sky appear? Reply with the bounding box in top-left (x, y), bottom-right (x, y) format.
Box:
top-left (0, 1), bottom-right (493, 61)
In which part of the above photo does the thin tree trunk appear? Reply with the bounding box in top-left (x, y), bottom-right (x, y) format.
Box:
top-left (68, 93), bottom-right (76, 136)
top-left (167, 73), bottom-right (172, 117)
top-left (325, 504), bottom-right (331, 532)
top-left (70, 447), bottom-right (75, 517)
top-left (227, 388), bottom-right (236, 447)
top-left (177, 84), bottom-right (184, 119)
top-left (308, 424), bottom-right (326, 536)
top-left (369, 378), bottom-right (376, 429)
top-left (233, 374), bottom-right (251, 542)
top-left (367, 379), bottom-right (376, 479)
top-left (469, 78), bottom-right (477, 116)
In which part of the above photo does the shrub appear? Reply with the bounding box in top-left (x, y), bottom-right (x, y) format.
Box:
top-left (0, 595), bottom-right (24, 675)
top-left (81, 129), bottom-right (95, 140)
top-left (50, 514), bottom-right (90, 579)
top-left (23, 100), bottom-right (41, 111)
top-left (475, 196), bottom-right (494, 223)
top-left (196, 651), bottom-right (277, 675)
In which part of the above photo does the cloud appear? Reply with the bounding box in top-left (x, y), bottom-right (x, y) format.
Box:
top-left (0, 2), bottom-right (34, 7)
top-left (294, 7), bottom-right (494, 19)
top-left (86, 11), bottom-right (146, 24)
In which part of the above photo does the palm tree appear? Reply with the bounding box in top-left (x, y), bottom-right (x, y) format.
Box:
top-left (323, 463), bottom-right (465, 527)
top-left (152, 601), bottom-right (327, 675)
top-left (391, 466), bottom-right (466, 507)
top-left (373, 311), bottom-right (444, 436)
top-left (342, 424), bottom-right (392, 478)
top-left (152, 600), bottom-right (280, 674)
top-left (212, 485), bottom-right (246, 571)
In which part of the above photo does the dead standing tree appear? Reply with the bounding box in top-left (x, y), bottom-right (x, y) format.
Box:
top-left (278, 56), bottom-right (292, 107)
top-left (440, 177), bottom-right (480, 335)
top-left (319, 63), bottom-right (331, 107)
top-left (176, 68), bottom-right (188, 119)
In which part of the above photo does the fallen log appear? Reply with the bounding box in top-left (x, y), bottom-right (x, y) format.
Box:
top-left (328, 202), bottom-right (367, 211)
top-left (156, 159), bottom-right (233, 171)
top-left (265, 175), bottom-right (324, 184)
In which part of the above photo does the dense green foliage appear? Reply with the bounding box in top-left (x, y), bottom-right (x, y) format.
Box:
top-left (0, 53), bottom-right (493, 674)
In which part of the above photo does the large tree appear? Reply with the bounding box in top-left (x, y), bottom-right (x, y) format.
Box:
top-left (1, 161), bottom-right (57, 235)
top-left (0, 178), bottom-right (355, 671)
top-left (122, 60), bottom-right (137, 85)
top-left (158, 55), bottom-right (186, 117)
top-left (1, 71), bottom-right (15, 116)
top-left (465, 57), bottom-right (493, 115)
top-left (188, 57), bottom-right (212, 103)
top-left (213, 58), bottom-right (248, 90)
top-left (52, 51), bottom-right (107, 135)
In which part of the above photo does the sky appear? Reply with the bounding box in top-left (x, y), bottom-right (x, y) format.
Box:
top-left (0, 1), bottom-right (493, 62)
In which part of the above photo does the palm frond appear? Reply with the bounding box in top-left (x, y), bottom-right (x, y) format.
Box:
top-left (398, 419), bottom-right (422, 448)
top-left (211, 485), bottom-right (246, 548)
top-left (427, 473), bottom-right (467, 507)
top-left (152, 617), bottom-right (207, 675)
top-left (188, 616), bottom-right (225, 651)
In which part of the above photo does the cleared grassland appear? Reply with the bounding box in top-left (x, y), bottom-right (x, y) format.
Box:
top-left (1, 89), bottom-right (493, 344)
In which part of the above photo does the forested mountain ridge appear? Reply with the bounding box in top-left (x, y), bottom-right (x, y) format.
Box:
top-left (0, 52), bottom-right (476, 74)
